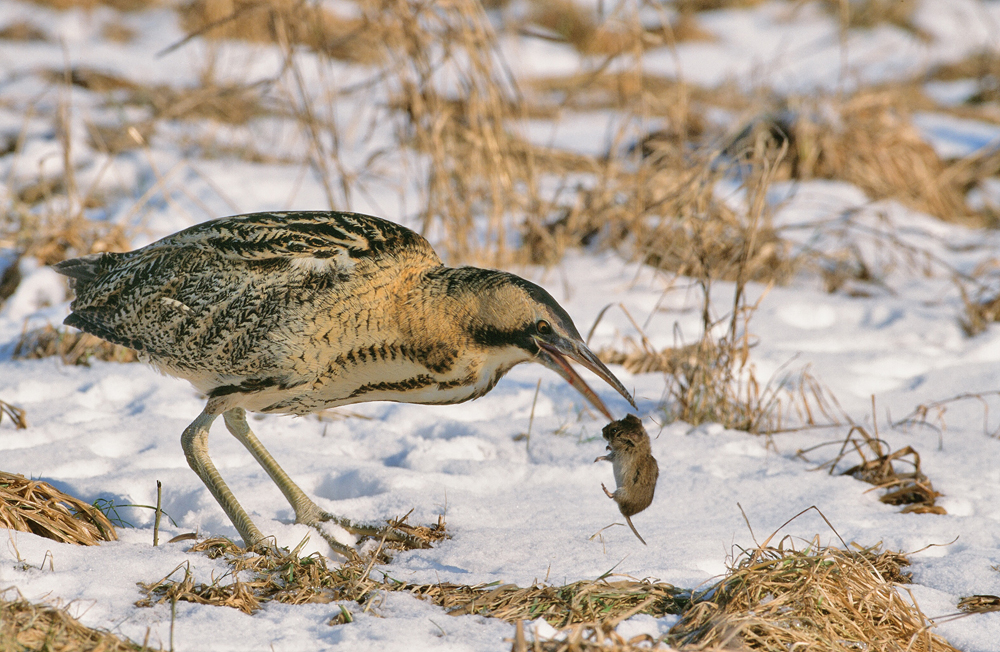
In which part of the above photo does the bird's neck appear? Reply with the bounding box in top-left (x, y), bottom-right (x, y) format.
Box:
top-left (385, 266), bottom-right (534, 404)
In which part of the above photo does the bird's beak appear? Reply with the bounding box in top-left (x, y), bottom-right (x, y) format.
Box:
top-left (534, 337), bottom-right (636, 420)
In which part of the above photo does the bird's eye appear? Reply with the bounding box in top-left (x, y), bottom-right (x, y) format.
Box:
top-left (536, 319), bottom-right (552, 335)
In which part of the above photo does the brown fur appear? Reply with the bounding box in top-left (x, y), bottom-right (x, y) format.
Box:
top-left (595, 414), bottom-right (658, 545)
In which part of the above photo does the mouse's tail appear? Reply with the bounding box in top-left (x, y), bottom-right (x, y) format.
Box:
top-left (624, 515), bottom-right (647, 545)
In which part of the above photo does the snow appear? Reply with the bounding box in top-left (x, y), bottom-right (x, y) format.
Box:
top-left (3, 0), bottom-right (1000, 650)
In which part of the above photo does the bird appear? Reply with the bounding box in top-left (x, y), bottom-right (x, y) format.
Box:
top-left (54, 210), bottom-right (635, 558)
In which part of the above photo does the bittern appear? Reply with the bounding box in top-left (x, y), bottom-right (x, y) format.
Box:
top-left (55, 211), bottom-right (635, 557)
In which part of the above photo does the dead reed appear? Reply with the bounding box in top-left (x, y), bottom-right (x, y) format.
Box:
top-left (929, 49), bottom-right (1000, 109)
top-left (957, 259), bottom-right (1000, 336)
top-left (0, 588), bottom-right (156, 652)
top-left (138, 536), bottom-right (688, 624)
top-left (589, 145), bottom-right (818, 436)
top-left (139, 534), bottom-right (958, 652)
top-left (21, 0), bottom-right (156, 10)
top-left (742, 89), bottom-right (977, 225)
top-left (0, 20), bottom-right (49, 42)
top-left (668, 539), bottom-right (955, 651)
top-left (958, 594), bottom-right (1000, 614)
top-left (373, 0), bottom-right (536, 265)
top-left (894, 390), bottom-right (1000, 439)
top-left (0, 400), bottom-right (27, 429)
top-left (179, 0), bottom-right (386, 63)
top-left (13, 325), bottom-right (139, 365)
top-left (818, 0), bottom-right (921, 33)
top-left (0, 471), bottom-right (117, 545)
top-left (799, 412), bottom-right (946, 514)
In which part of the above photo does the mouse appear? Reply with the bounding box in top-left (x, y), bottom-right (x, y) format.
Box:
top-left (594, 414), bottom-right (658, 545)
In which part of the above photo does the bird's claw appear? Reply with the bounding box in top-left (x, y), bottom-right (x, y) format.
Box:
top-left (314, 512), bottom-right (437, 555)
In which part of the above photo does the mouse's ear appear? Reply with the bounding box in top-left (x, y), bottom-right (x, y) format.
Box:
top-left (624, 414), bottom-right (643, 427)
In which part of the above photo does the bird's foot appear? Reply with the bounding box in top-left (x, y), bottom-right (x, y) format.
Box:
top-left (308, 526), bottom-right (363, 561)
top-left (301, 511), bottom-right (447, 560)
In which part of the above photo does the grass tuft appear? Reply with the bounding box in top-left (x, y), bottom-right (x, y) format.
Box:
top-left (178, 0), bottom-right (386, 63)
top-left (14, 325), bottom-right (139, 365)
top-left (138, 536), bottom-right (689, 624)
top-left (0, 471), bottom-right (118, 545)
top-left (668, 540), bottom-right (954, 651)
top-left (799, 412), bottom-right (946, 514)
top-left (818, 0), bottom-right (922, 33)
top-left (0, 588), bottom-right (155, 651)
top-left (737, 90), bottom-right (978, 225)
top-left (0, 400), bottom-right (28, 429)
top-left (0, 21), bottom-right (49, 42)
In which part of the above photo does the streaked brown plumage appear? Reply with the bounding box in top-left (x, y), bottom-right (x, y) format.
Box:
top-left (56, 211), bottom-right (635, 558)
top-left (595, 414), bottom-right (658, 545)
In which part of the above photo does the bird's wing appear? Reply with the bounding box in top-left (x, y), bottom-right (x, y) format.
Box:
top-left (140, 211), bottom-right (443, 267)
top-left (56, 212), bottom-right (442, 374)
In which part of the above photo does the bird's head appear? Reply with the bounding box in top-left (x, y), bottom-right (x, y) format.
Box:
top-left (439, 268), bottom-right (636, 419)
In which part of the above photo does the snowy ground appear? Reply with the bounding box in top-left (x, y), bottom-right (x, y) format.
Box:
top-left (3, 0), bottom-right (1000, 650)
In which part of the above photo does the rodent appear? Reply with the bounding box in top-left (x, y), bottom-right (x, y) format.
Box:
top-left (594, 414), bottom-right (658, 545)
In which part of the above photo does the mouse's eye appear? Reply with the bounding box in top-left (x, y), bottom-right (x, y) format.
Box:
top-left (536, 319), bottom-right (552, 335)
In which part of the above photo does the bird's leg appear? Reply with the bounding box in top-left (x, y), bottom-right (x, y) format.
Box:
top-left (181, 404), bottom-right (267, 551)
top-left (222, 408), bottom-right (424, 557)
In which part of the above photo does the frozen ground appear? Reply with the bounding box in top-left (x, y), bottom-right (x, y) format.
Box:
top-left (3, 0), bottom-right (1000, 650)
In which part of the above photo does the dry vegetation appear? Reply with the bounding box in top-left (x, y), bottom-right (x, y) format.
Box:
top-left (136, 536), bottom-right (687, 623)
top-left (0, 399), bottom-right (27, 429)
top-left (669, 538), bottom-right (955, 651)
top-left (0, 471), bottom-right (117, 545)
top-left (723, 88), bottom-right (992, 226)
top-left (1, 588), bottom-right (156, 652)
top-left (3, 1), bottom-right (1000, 649)
top-left (13, 324), bottom-right (139, 364)
top-left (818, 0), bottom-right (922, 33)
top-left (135, 533), bottom-right (951, 652)
top-left (801, 421), bottom-right (947, 514)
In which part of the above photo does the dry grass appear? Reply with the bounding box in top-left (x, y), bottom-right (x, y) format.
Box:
top-left (101, 19), bottom-right (137, 43)
top-left (589, 147), bottom-right (820, 436)
top-left (53, 66), bottom-right (276, 127)
top-left (0, 588), bottom-right (155, 652)
top-left (406, 577), bottom-right (685, 626)
top-left (8, 205), bottom-right (132, 267)
top-left (668, 539), bottom-right (955, 651)
top-left (521, 0), bottom-right (665, 56)
top-left (672, 0), bottom-right (766, 10)
top-left (930, 49), bottom-right (1000, 109)
top-left (740, 89), bottom-right (981, 225)
top-left (958, 280), bottom-right (1000, 337)
top-left (800, 417), bottom-right (946, 514)
top-left (22, 0), bottom-right (157, 11)
top-left (0, 471), bottom-right (117, 545)
top-left (0, 400), bottom-right (28, 429)
top-left (366, 0), bottom-right (538, 265)
top-left (894, 390), bottom-right (1000, 438)
top-left (137, 535), bottom-right (959, 652)
top-left (13, 325), bottom-right (139, 365)
top-left (818, 0), bottom-right (921, 33)
top-left (0, 21), bottom-right (49, 42)
top-left (958, 594), bottom-right (1000, 614)
top-left (139, 536), bottom-right (688, 624)
top-left (178, 0), bottom-right (386, 63)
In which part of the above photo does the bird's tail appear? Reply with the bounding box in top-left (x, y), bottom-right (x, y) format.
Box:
top-left (53, 253), bottom-right (111, 290)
